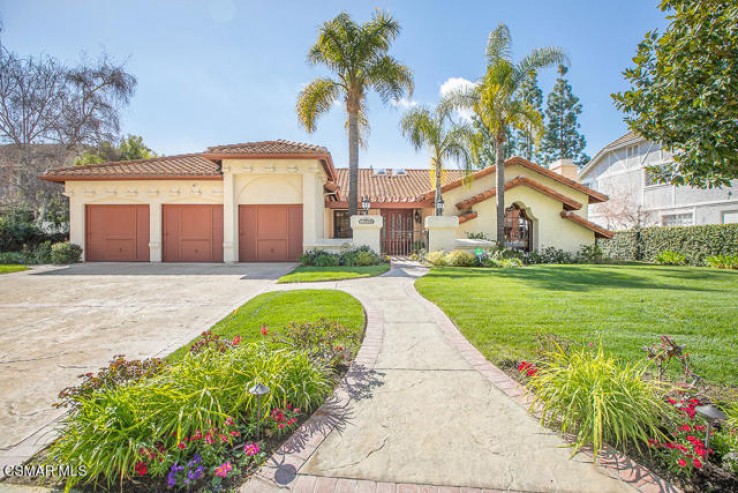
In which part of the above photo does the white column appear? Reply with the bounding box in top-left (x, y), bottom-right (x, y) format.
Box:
top-left (302, 169), bottom-right (318, 246)
top-left (425, 215), bottom-right (459, 253)
top-left (149, 202), bottom-right (162, 262)
top-left (223, 166), bottom-right (238, 263)
top-left (350, 215), bottom-right (383, 253)
top-left (65, 187), bottom-right (86, 259)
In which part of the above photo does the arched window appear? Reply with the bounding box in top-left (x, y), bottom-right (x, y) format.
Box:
top-left (504, 204), bottom-right (532, 252)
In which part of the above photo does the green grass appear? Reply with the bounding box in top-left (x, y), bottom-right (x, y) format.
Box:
top-left (278, 264), bottom-right (390, 283)
top-left (415, 264), bottom-right (738, 387)
top-left (169, 290), bottom-right (365, 361)
top-left (0, 264), bottom-right (27, 274)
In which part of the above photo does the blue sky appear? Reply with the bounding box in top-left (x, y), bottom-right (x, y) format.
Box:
top-left (0, 1), bottom-right (668, 169)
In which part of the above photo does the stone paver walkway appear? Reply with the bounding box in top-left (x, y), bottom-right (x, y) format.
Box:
top-left (242, 261), bottom-right (675, 493)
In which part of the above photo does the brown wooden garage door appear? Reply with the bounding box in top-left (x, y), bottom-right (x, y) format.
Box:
top-left (239, 205), bottom-right (302, 262)
top-left (86, 205), bottom-right (150, 261)
top-left (163, 205), bottom-right (224, 262)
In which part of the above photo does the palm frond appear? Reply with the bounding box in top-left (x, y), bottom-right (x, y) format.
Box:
top-left (486, 23), bottom-right (512, 64)
top-left (296, 78), bottom-right (341, 132)
top-left (366, 55), bottom-right (414, 104)
top-left (399, 105), bottom-right (437, 151)
top-left (438, 84), bottom-right (480, 116)
top-left (514, 47), bottom-right (569, 87)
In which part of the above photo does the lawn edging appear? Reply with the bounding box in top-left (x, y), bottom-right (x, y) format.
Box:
top-left (240, 284), bottom-right (384, 491)
top-left (410, 280), bottom-right (679, 493)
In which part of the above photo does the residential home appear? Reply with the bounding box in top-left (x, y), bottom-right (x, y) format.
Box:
top-left (40, 140), bottom-right (611, 262)
top-left (579, 132), bottom-right (738, 230)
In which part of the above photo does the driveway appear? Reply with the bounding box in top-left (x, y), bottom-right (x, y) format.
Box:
top-left (0, 262), bottom-right (294, 473)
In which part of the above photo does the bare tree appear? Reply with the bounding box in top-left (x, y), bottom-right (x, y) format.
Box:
top-left (0, 32), bottom-right (136, 227)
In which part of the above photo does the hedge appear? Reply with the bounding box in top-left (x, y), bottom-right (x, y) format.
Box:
top-left (597, 224), bottom-right (738, 265)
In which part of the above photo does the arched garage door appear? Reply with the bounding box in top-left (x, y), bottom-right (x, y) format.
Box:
top-left (86, 205), bottom-right (150, 262)
top-left (163, 205), bottom-right (224, 262)
top-left (239, 205), bottom-right (302, 262)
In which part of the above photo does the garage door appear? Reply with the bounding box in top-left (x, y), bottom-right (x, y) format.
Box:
top-left (163, 205), bottom-right (224, 262)
top-left (239, 205), bottom-right (302, 262)
top-left (86, 205), bottom-right (150, 262)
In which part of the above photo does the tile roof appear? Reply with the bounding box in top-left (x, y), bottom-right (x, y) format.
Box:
top-left (206, 139), bottom-right (329, 155)
top-left (560, 211), bottom-right (614, 239)
top-left (454, 175), bottom-right (584, 211)
top-left (334, 168), bottom-right (467, 203)
top-left (40, 154), bottom-right (222, 182)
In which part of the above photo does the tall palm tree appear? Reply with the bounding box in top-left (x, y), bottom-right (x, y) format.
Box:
top-left (442, 24), bottom-right (567, 247)
top-left (297, 11), bottom-right (414, 217)
top-left (400, 102), bottom-right (475, 216)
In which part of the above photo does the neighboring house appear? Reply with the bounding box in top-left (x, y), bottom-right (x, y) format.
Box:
top-left (579, 132), bottom-right (738, 230)
top-left (40, 139), bottom-right (610, 262)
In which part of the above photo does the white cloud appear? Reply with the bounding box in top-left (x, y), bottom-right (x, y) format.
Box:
top-left (390, 97), bottom-right (417, 109)
top-left (439, 77), bottom-right (476, 122)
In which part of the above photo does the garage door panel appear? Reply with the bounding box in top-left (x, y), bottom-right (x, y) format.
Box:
top-left (163, 205), bottom-right (223, 262)
top-left (239, 205), bottom-right (302, 262)
top-left (86, 205), bottom-right (150, 262)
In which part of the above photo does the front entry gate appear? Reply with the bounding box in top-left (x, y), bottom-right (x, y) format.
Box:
top-left (381, 209), bottom-right (425, 256)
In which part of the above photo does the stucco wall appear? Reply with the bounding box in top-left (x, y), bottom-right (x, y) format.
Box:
top-left (440, 166), bottom-right (595, 252)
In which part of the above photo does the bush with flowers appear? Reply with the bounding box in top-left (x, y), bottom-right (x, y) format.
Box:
top-left (44, 339), bottom-right (329, 491)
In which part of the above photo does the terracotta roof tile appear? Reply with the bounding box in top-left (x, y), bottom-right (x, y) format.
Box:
top-left (40, 154), bottom-right (221, 182)
top-left (560, 211), bottom-right (614, 239)
top-left (206, 139), bottom-right (329, 155)
top-left (335, 168), bottom-right (467, 204)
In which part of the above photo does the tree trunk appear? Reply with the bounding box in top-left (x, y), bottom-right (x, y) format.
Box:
top-left (496, 132), bottom-right (506, 248)
top-left (347, 110), bottom-right (360, 219)
top-left (434, 157), bottom-right (442, 216)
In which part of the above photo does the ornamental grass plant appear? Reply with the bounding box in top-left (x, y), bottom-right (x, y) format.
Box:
top-left (46, 343), bottom-right (330, 490)
top-left (526, 342), bottom-right (671, 458)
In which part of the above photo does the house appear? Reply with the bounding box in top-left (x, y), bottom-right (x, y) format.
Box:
top-left (40, 140), bottom-right (611, 262)
top-left (579, 132), bottom-right (738, 230)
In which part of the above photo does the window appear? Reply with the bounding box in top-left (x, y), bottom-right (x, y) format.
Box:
top-left (723, 211), bottom-right (738, 224)
top-left (661, 213), bottom-right (693, 227)
top-left (333, 210), bottom-right (351, 238)
top-left (504, 204), bottom-right (532, 252)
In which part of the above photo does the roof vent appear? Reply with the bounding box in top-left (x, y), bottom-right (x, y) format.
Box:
top-left (395, 168), bottom-right (407, 176)
top-left (374, 168), bottom-right (387, 176)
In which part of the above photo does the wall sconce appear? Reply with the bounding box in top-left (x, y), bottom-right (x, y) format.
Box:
top-left (362, 196), bottom-right (371, 214)
top-left (414, 210), bottom-right (421, 223)
top-left (436, 196), bottom-right (445, 215)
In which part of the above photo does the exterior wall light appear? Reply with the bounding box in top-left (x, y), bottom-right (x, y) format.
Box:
top-left (696, 404), bottom-right (728, 449)
top-left (362, 196), bottom-right (371, 214)
top-left (248, 383), bottom-right (270, 440)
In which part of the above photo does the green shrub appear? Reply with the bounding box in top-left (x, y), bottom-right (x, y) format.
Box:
top-left (0, 251), bottom-right (24, 264)
top-left (522, 246), bottom-right (577, 264)
top-left (526, 343), bottom-right (669, 458)
top-left (300, 249), bottom-right (340, 267)
top-left (445, 250), bottom-right (477, 267)
top-left (577, 244), bottom-right (604, 263)
top-left (706, 254), bottom-right (738, 270)
top-left (51, 242), bottom-right (82, 264)
top-left (275, 319), bottom-right (361, 371)
top-left (655, 250), bottom-right (687, 265)
top-left (598, 224), bottom-right (738, 265)
top-left (426, 251), bottom-right (448, 267)
top-left (21, 240), bottom-right (52, 264)
top-left (47, 343), bottom-right (330, 490)
top-left (497, 257), bottom-right (523, 269)
top-left (341, 246), bottom-right (383, 266)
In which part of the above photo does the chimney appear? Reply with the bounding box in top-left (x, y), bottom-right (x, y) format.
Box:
top-left (549, 158), bottom-right (578, 181)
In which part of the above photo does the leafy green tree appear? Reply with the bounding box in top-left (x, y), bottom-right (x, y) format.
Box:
top-left (297, 11), bottom-right (414, 217)
top-left (400, 102), bottom-right (475, 215)
top-left (540, 65), bottom-right (589, 166)
top-left (75, 135), bottom-right (156, 166)
top-left (442, 24), bottom-right (566, 247)
top-left (613, 0), bottom-right (738, 187)
top-left (509, 70), bottom-right (544, 163)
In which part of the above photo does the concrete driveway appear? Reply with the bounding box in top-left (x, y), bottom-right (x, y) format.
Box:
top-left (0, 262), bottom-right (294, 472)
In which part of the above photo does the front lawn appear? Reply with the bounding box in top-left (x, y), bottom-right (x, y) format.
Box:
top-left (169, 290), bottom-right (365, 361)
top-left (415, 264), bottom-right (738, 387)
top-left (0, 264), bottom-right (27, 274)
top-left (278, 264), bottom-right (390, 283)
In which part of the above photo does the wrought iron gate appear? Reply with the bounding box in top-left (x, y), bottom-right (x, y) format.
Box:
top-left (381, 209), bottom-right (426, 256)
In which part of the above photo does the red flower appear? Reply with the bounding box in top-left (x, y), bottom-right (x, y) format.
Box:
top-left (526, 368), bottom-right (538, 377)
top-left (278, 423), bottom-right (285, 429)
top-left (260, 325), bottom-right (269, 336)
top-left (219, 433), bottom-right (229, 443)
top-left (677, 459), bottom-right (687, 468)
top-left (134, 461), bottom-right (147, 476)
top-left (177, 441), bottom-right (186, 450)
top-left (225, 416), bottom-right (235, 427)
top-left (679, 424), bottom-right (691, 432)
top-left (694, 458), bottom-right (702, 469)
top-left (294, 408), bottom-right (300, 413)
top-left (191, 430), bottom-right (202, 441)
top-left (518, 361), bottom-right (532, 372)
top-left (667, 398), bottom-right (677, 405)
top-left (232, 336), bottom-right (242, 346)
top-left (230, 430), bottom-right (241, 437)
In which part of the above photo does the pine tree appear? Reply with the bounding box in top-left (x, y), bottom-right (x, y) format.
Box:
top-left (509, 71), bottom-right (543, 163)
top-left (541, 65), bottom-right (589, 166)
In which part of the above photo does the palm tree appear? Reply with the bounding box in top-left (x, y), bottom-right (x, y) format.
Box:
top-left (442, 24), bottom-right (567, 247)
top-left (297, 11), bottom-right (414, 217)
top-left (400, 102), bottom-right (475, 216)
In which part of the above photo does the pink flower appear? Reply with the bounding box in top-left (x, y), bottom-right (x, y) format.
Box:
top-left (214, 461), bottom-right (232, 478)
top-left (243, 442), bottom-right (260, 456)
top-left (219, 433), bottom-right (229, 443)
top-left (278, 423), bottom-right (285, 430)
top-left (230, 430), bottom-right (241, 437)
top-left (294, 408), bottom-right (300, 413)
top-left (177, 441), bottom-right (186, 450)
top-left (225, 416), bottom-right (235, 427)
